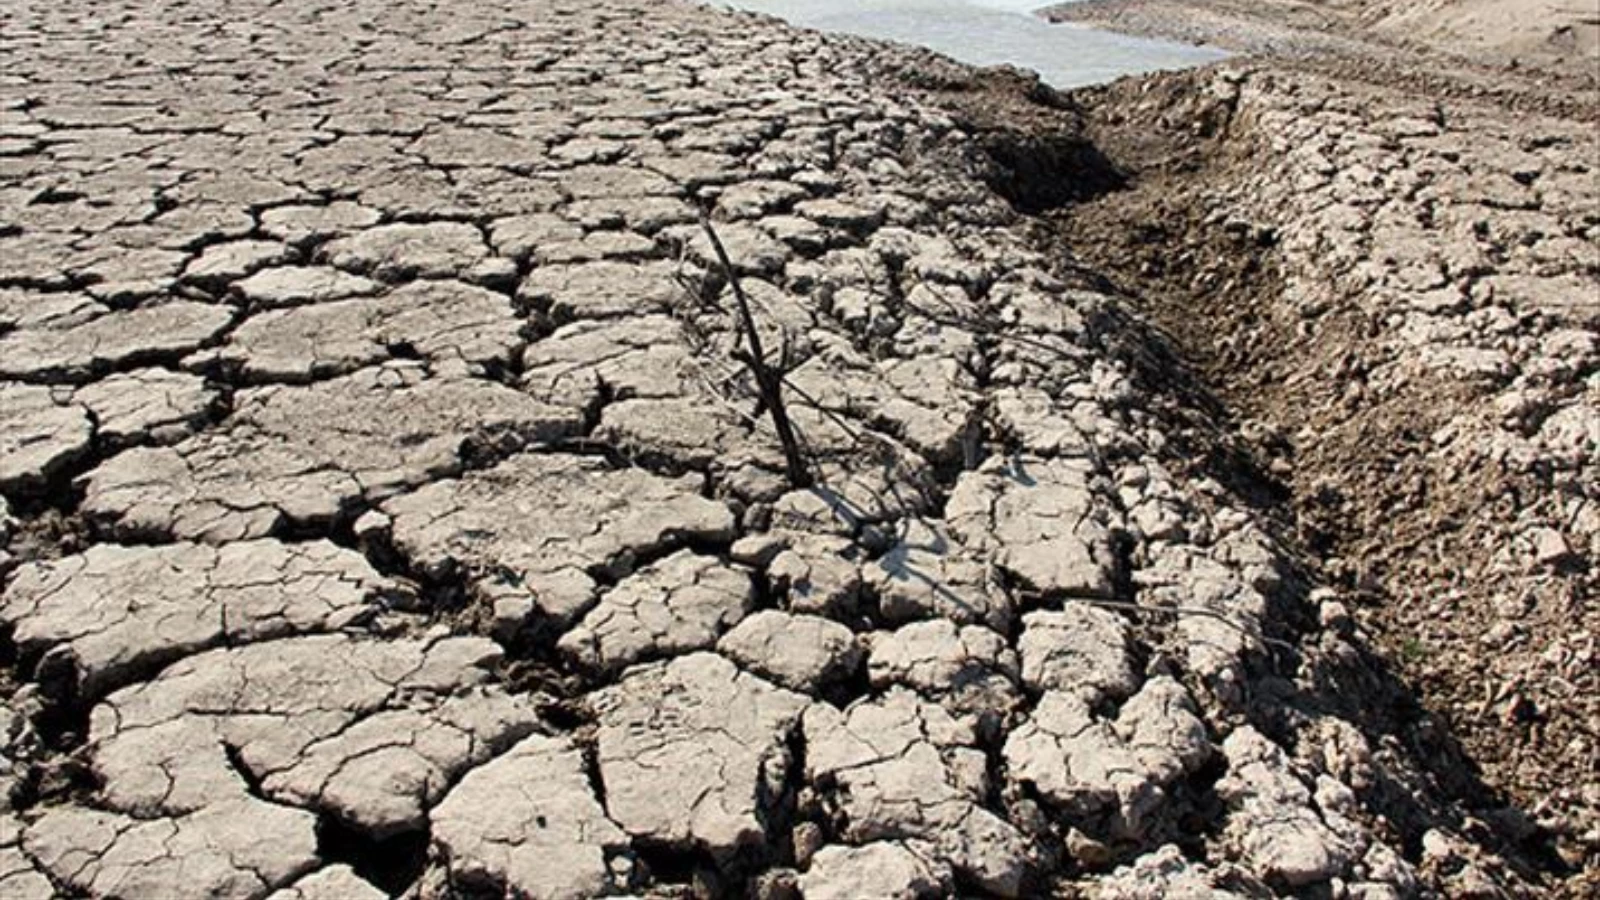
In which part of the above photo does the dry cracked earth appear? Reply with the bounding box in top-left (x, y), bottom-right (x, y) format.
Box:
top-left (0, 1), bottom-right (1560, 898)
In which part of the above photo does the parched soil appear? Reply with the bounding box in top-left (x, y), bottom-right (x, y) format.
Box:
top-left (904, 4), bottom-right (1600, 895)
top-left (1063, 67), bottom-right (1599, 891)
top-left (0, 0), bottom-right (1593, 899)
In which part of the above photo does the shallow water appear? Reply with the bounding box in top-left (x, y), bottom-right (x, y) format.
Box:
top-left (714, 0), bottom-right (1228, 88)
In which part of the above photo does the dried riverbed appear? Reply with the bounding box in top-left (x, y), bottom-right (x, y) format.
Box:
top-left (0, 0), bottom-right (1589, 898)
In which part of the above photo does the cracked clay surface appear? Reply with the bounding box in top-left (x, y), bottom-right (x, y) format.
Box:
top-left (0, 0), bottom-right (1539, 897)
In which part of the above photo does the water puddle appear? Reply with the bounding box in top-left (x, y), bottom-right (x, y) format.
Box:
top-left (713, 0), bottom-right (1228, 88)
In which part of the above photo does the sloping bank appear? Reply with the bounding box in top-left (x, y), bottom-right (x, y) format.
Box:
top-left (895, 23), bottom-right (1599, 898)
top-left (0, 0), bottom-right (1583, 898)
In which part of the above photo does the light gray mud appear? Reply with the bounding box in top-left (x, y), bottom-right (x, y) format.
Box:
top-left (979, 4), bottom-right (1599, 896)
top-left (0, 0), bottom-right (1584, 898)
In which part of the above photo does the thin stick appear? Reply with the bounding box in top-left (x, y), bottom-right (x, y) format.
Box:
top-left (699, 216), bottom-right (812, 489)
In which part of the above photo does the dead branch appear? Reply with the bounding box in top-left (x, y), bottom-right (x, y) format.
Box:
top-left (699, 216), bottom-right (813, 489)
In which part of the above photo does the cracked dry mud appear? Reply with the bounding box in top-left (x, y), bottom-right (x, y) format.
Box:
top-left (0, 0), bottom-right (1570, 898)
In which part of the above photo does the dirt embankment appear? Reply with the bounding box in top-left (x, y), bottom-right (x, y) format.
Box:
top-left (1064, 63), bottom-right (1598, 887)
top-left (1045, 0), bottom-right (1600, 75)
top-left (904, 4), bottom-right (1599, 896)
top-left (1045, 0), bottom-right (1600, 115)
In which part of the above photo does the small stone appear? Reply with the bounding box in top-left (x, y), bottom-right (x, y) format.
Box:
top-left (791, 822), bottom-right (825, 868)
top-left (1528, 527), bottom-right (1570, 566)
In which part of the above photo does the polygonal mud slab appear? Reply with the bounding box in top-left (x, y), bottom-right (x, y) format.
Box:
top-left (946, 455), bottom-right (1119, 599)
top-left (259, 202), bottom-right (384, 247)
top-left (25, 799), bottom-right (319, 900)
top-left (0, 301), bottom-right (235, 382)
top-left (558, 550), bottom-right (753, 674)
top-left (803, 689), bottom-right (1033, 896)
top-left (429, 733), bottom-right (629, 900)
top-left (768, 453), bottom-right (939, 531)
top-left (410, 128), bottom-right (550, 170)
top-left (533, 229), bottom-right (658, 266)
top-left (261, 690), bottom-right (545, 839)
top-left (798, 842), bottom-right (952, 900)
top-left (593, 652), bottom-right (810, 856)
top-left (488, 213), bottom-right (584, 263)
top-left (870, 519), bottom-right (1013, 632)
top-left (213, 279), bottom-right (523, 382)
top-left (1136, 537), bottom-right (1277, 707)
top-left (1017, 605), bottom-right (1139, 703)
top-left (676, 220), bottom-right (788, 277)
top-left (357, 168), bottom-right (568, 221)
top-left (0, 539), bottom-right (398, 698)
top-left (716, 609), bottom-right (862, 694)
top-left (0, 382), bottom-right (91, 493)
top-left (79, 363), bottom-right (581, 542)
top-left (181, 239), bottom-right (295, 291)
top-left (230, 266), bottom-right (383, 309)
top-left (380, 453), bottom-right (736, 627)
top-left (266, 866), bottom-right (386, 900)
top-left (866, 620), bottom-right (1021, 730)
top-left (517, 260), bottom-right (685, 322)
top-left (795, 196), bottom-right (887, 234)
top-left (763, 532), bottom-right (867, 617)
top-left (0, 815), bottom-right (53, 900)
top-left (989, 387), bottom-right (1096, 458)
top-left (697, 277), bottom-right (818, 363)
top-left (558, 164), bottom-right (679, 200)
top-left (1003, 677), bottom-right (1212, 841)
top-left (786, 354), bottom-right (979, 465)
top-left (66, 632), bottom-right (536, 845)
top-left (321, 221), bottom-right (509, 283)
top-left (0, 288), bottom-right (105, 332)
top-left (1094, 845), bottom-right (1244, 900)
top-left (593, 396), bottom-right (779, 472)
top-left (715, 179), bottom-right (811, 219)
top-left (77, 247), bottom-right (195, 304)
top-left (519, 314), bottom-right (697, 412)
top-left (1215, 727), bottom-right (1358, 889)
top-left (72, 368), bottom-right (217, 448)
